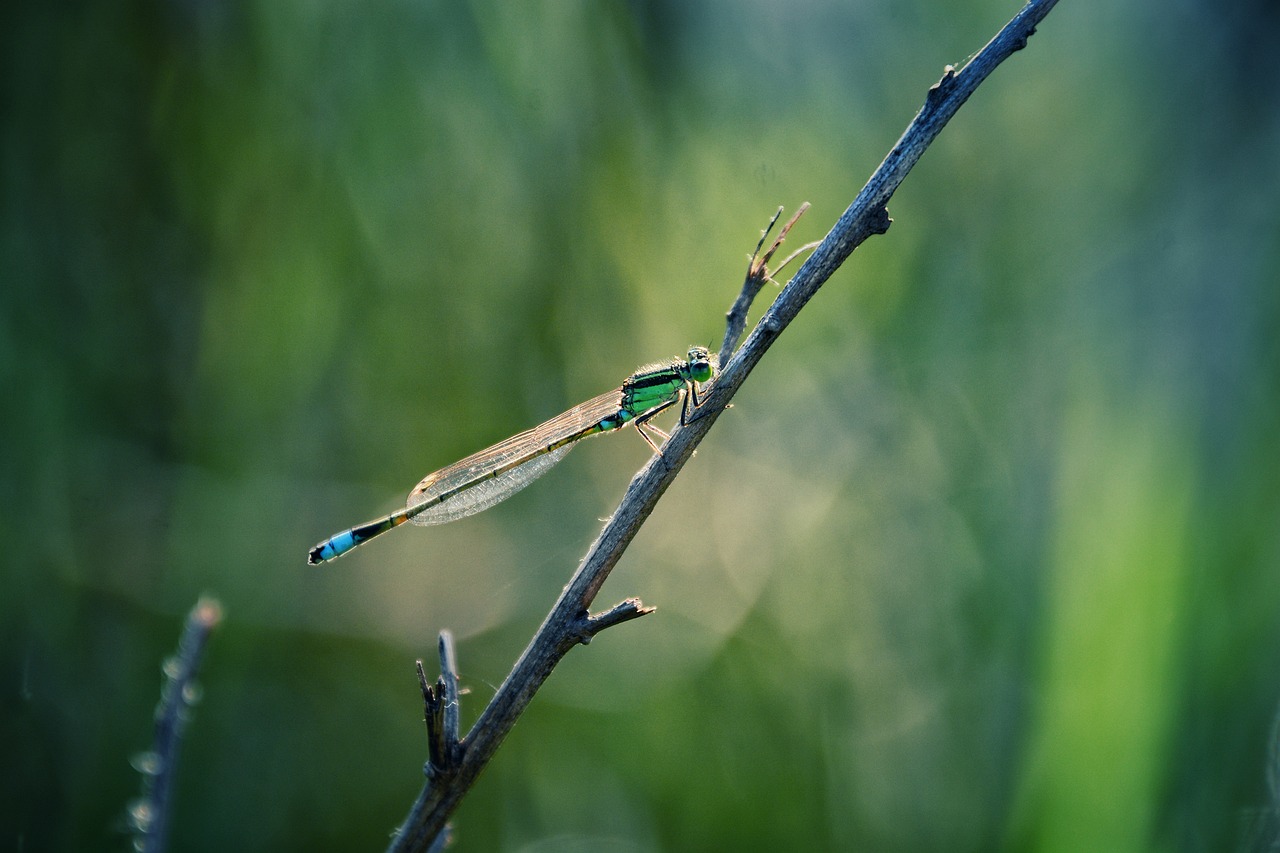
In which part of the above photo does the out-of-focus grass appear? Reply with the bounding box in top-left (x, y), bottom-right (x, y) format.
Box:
top-left (1011, 395), bottom-right (1194, 852)
top-left (3, 1), bottom-right (1279, 850)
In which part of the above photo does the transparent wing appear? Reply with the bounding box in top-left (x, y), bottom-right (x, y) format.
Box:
top-left (406, 389), bottom-right (624, 526)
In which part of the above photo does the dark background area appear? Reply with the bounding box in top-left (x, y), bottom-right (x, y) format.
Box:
top-left (3, 0), bottom-right (1279, 850)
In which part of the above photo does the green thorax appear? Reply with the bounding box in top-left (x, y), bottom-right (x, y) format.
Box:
top-left (618, 346), bottom-right (715, 418)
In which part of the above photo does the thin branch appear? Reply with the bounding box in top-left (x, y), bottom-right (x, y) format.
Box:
top-left (128, 596), bottom-right (223, 853)
top-left (388, 1), bottom-right (1058, 848)
top-left (720, 202), bottom-right (814, 367)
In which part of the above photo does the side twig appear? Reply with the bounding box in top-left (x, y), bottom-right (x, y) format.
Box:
top-left (720, 202), bottom-right (815, 367)
top-left (389, 1), bottom-right (1058, 848)
top-left (418, 631), bottom-right (462, 783)
top-left (128, 596), bottom-right (224, 853)
top-left (414, 632), bottom-right (461, 852)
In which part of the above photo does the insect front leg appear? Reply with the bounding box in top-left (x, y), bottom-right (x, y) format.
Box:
top-left (680, 383), bottom-right (706, 426)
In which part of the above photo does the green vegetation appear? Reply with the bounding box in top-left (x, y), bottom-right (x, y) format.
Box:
top-left (3, 2), bottom-right (1278, 850)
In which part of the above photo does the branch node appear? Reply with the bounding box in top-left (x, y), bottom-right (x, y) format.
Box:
top-left (871, 207), bottom-right (892, 235)
top-left (1012, 25), bottom-right (1037, 52)
top-left (927, 65), bottom-right (959, 105)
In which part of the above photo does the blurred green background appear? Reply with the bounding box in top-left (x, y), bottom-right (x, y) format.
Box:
top-left (4, 0), bottom-right (1279, 850)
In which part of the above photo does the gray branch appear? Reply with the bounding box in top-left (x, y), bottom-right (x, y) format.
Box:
top-left (388, 1), bottom-right (1059, 848)
top-left (128, 597), bottom-right (223, 853)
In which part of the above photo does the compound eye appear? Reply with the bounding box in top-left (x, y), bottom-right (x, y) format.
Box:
top-left (686, 347), bottom-right (714, 382)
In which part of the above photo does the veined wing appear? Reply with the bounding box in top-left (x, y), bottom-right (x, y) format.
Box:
top-left (407, 388), bottom-right (625, 525)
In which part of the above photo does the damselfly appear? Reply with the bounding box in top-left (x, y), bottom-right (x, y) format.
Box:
top-left (308, 346), bottom-right (716, 564)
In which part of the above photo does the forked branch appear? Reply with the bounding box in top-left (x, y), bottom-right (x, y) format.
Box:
top-left (389, 1), bottom-right (1059, 848)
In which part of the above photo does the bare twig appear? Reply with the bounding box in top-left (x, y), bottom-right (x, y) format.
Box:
top-left (414, 633), bottom-right (460, 851)
top-left (389, 1), bottom-right (1058, 848)
top-left (128, 596), bottom-right (223, 853)
top-left (577, 597), bottom-right (656, 642)
top-left (418, 631), bottom-right (462, 782)
top-left (720, 202), bottom-right (815, 367)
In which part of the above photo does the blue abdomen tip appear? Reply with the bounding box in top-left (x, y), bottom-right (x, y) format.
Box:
top-left (309, 530), bottom-right (356, 564)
